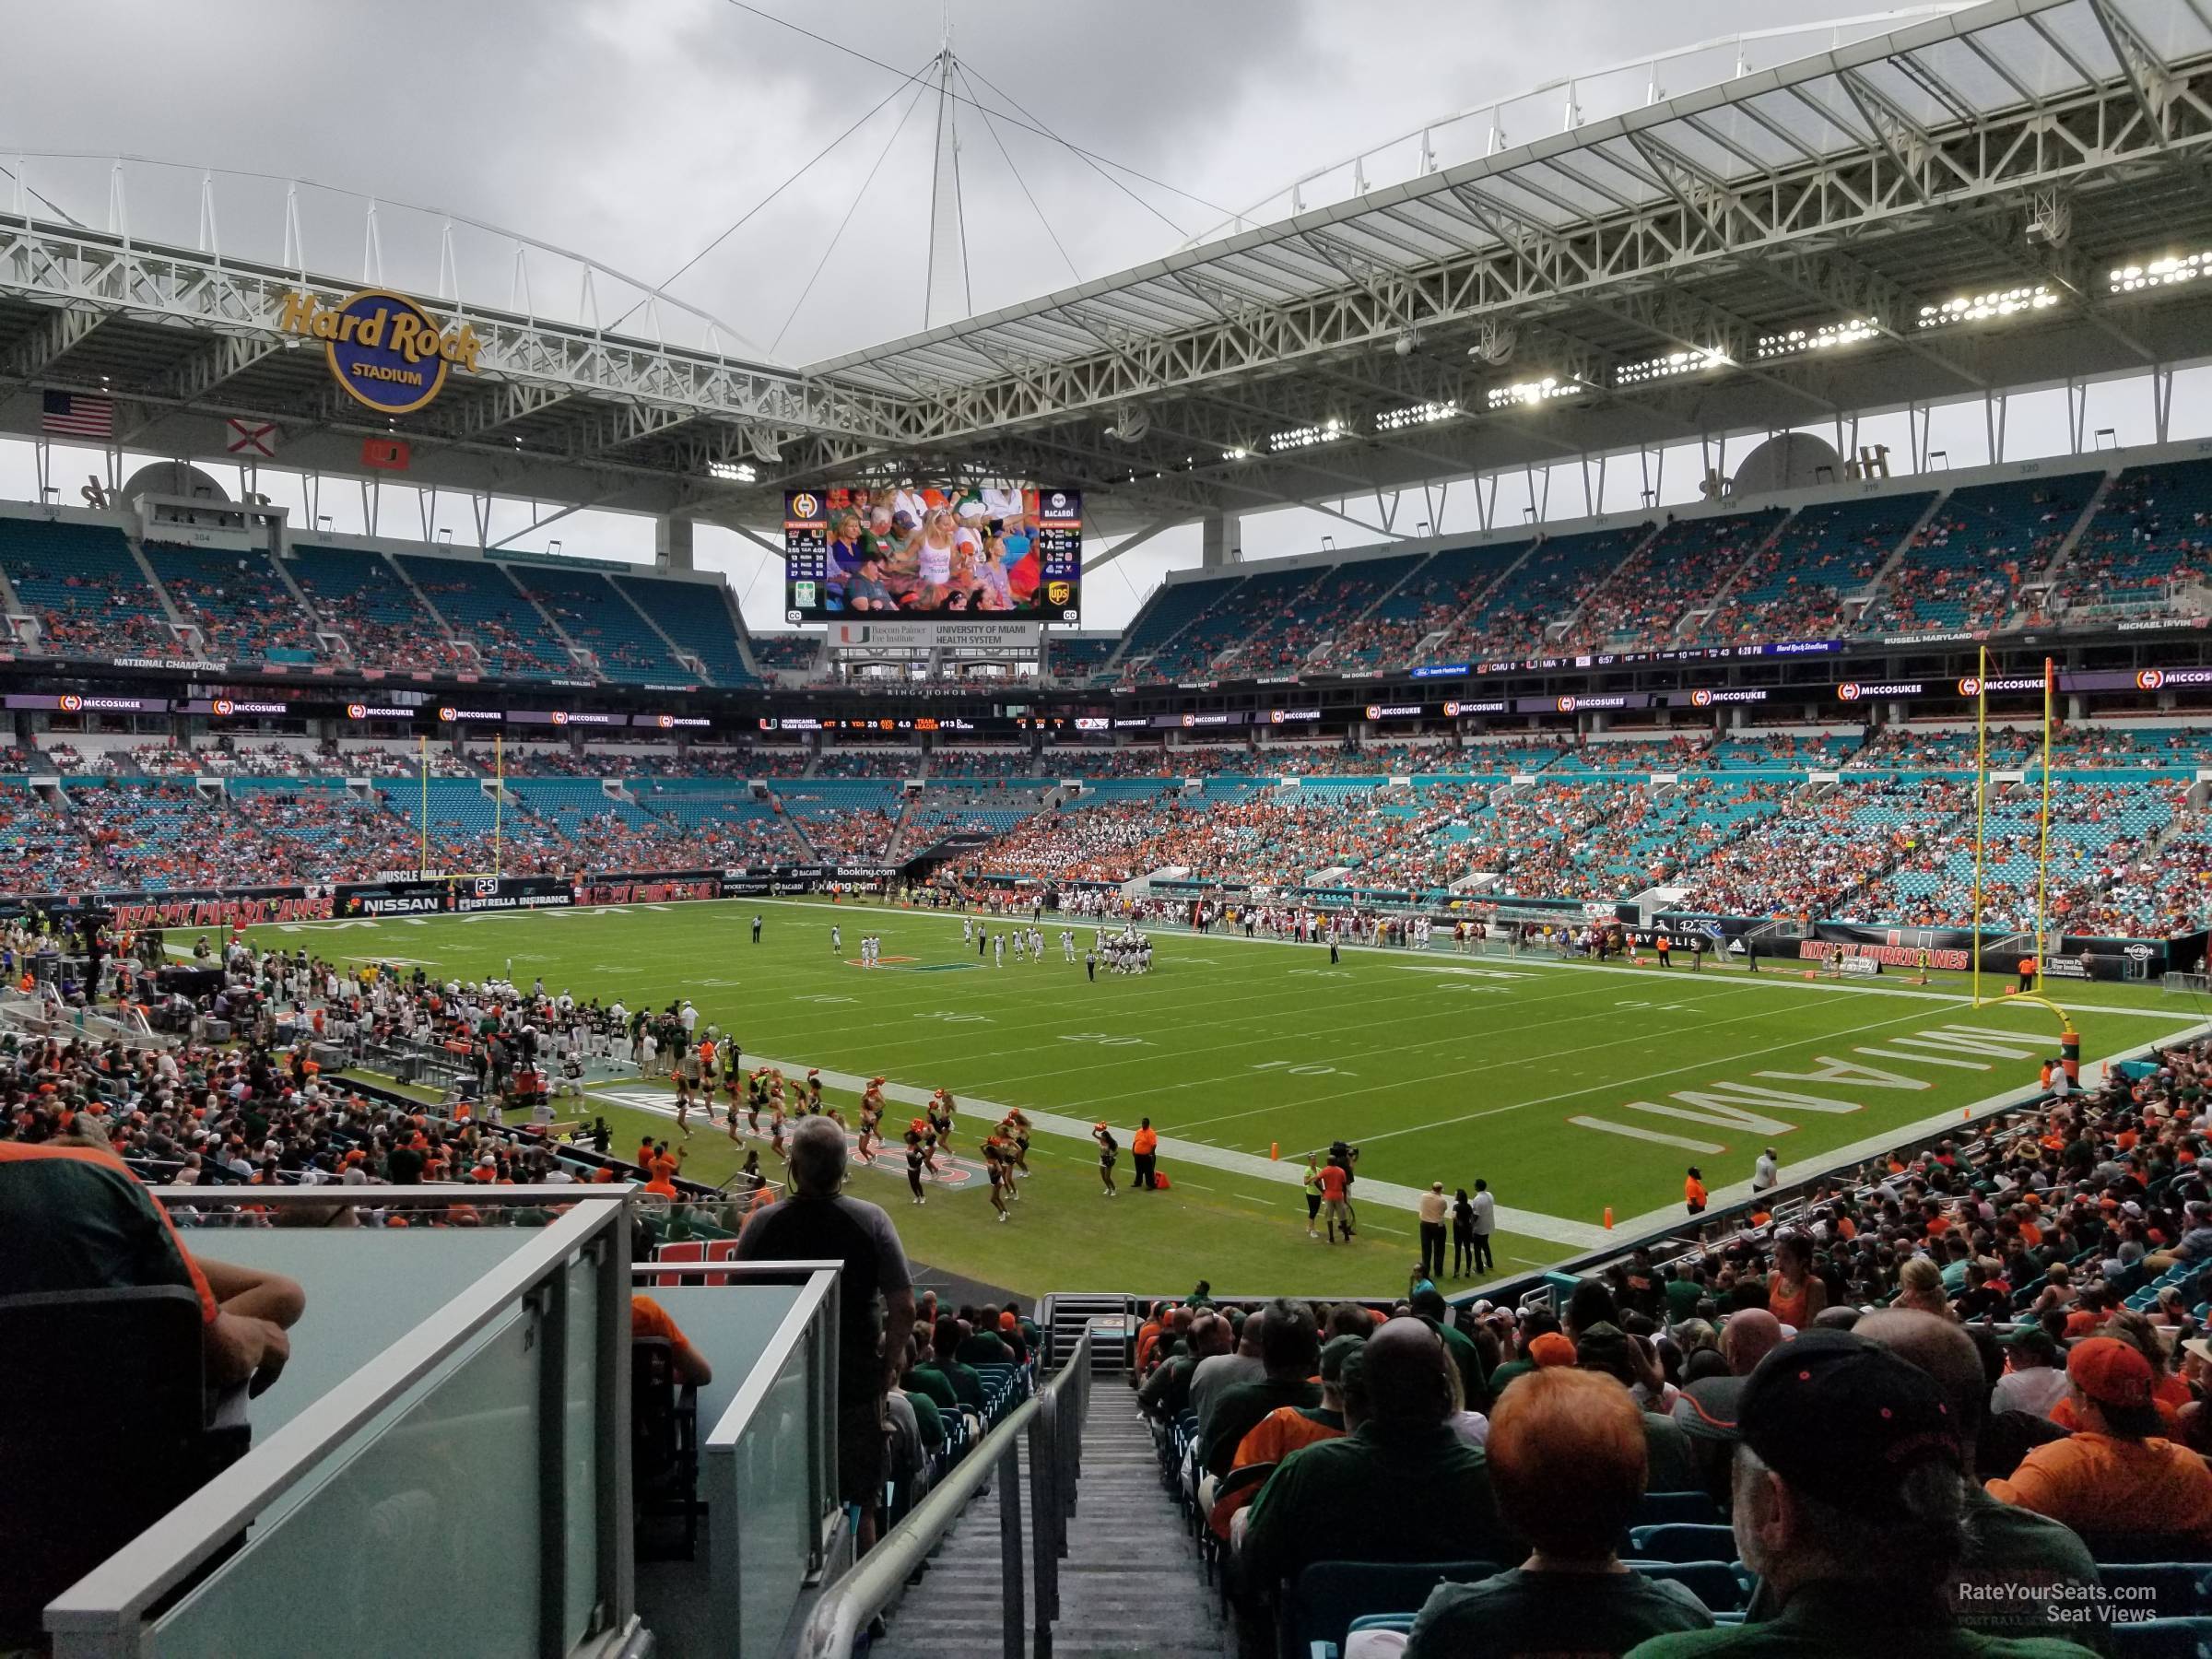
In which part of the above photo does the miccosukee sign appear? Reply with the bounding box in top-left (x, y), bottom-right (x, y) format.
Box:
top-left (276, 288), bottom-right (484, 416)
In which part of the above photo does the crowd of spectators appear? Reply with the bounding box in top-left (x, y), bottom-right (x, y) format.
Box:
top-left (1115, 1026), bottom-right (2212, 1655)
top-left (814, 748), bottom-right (923, 780)
top-left (793, 806), bottom-right (901, 864)
top-left (933, 748), bottom-right (1044, 779)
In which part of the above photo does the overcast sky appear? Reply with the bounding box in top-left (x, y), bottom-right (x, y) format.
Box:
top-left (9, 0), bottom-right (2131, 631)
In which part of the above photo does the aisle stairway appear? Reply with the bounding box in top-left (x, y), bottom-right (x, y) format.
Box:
top-left (872, 1385), bottom-right (1228, 1658)
top-left (1049, 1388), bottom-right (1229, 1656)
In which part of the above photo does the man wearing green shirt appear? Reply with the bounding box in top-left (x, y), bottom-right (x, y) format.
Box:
top-left (1663, 1264), bottom-right (1708, 1324)
top-left (1239, 1318), bottom-right (1519, 1589)
top-left (1201, 1300), bottom-right (1321, 1479)
top-left (1625, 1331), bottom-right (2095, 1659)
top-left (914, 1314), bottom-right (987, 1413)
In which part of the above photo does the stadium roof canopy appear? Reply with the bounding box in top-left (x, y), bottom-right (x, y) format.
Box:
top-left (6, 0), bottom-right (2212, 543)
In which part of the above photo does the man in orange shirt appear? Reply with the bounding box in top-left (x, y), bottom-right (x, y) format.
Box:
top-left (1311, 1158), bottom-right (1351, 1243)
top-left (630, 1295), bottom-right (713, 1387)
top-left (643, 1141), bottom-right (684, 1200)
top-left (1685, 1166), bottom-right (1709, 1216)
top-left (1131, 1118), bottom-right (1159, 1191)
top-left (1985, 1335), bottom-right (2212, 1547)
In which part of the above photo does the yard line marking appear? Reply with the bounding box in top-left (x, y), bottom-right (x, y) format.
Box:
top-left (1597, 1014), bottom-right (2212, 1238)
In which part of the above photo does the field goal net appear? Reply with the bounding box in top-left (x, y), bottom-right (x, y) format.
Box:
top-left (1479, 906), bottom-right (1601, 957)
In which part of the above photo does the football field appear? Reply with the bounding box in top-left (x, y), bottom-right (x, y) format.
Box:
top-left (247, 896), bottom-right (2211, 1297)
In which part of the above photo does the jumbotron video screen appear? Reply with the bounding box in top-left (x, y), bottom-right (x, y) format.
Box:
top-left (784, 481), bottom-right (1081, 621)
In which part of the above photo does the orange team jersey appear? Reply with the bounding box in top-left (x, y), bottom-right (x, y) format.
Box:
top-left (1133, 1127), bottom-right (1158, 1156)
top-left (1987, 1432), bottom-right (2212, 1541)
top-left (1235, 1403), bottom-right (1345, 1469)
top-left (1316, 1165), bottom-right (1348, 1203)
top-left (1686, 1176), bottom-right (1709, 1206)
top-left (630, 1295), bottom-right (705, 1371)
top-left (650, 1155), bottom-right (679, 1184)
top-left (1135, 1322), bottom-right (1163, 1373)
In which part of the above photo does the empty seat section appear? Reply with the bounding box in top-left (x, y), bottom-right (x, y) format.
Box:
top-left (142, 542), bottom-right (318, 663)
top-left (1046, 636), bottom-right (1119, 684)
top-left (1863, 472), bottom-right (2096, 635)
top-left (0, 520), bottom-right (176, 659)
top-left (1570, 508), bottom-right (1787, 652)
top-left (747, 634), bottom-right (819, 675)
top-left (286, 545), bottom-right (465, 673)
top-left (617, 574), bottom-right (761, 687)
top-left (2051, 457), bottom-right (2212, 622)
top-left (1114, 577), bottom-right (1241, 678)
top-left (394, 556), bottom-right (571, 678)
top-left (1696, 493), bottom-right (1935, 645)
top-left (1437, 524), bottom-right (1646, 661)
top-left (513, 566), bottom-right (684, 683)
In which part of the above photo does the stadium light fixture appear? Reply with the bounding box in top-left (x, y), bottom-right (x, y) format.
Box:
top-left (2110, 252), bottom-right (2212, 292)
top-left (1374, 399), bottom-right (1461, 432)
top-left (1613, 346), bottom-right (1731, 388)
top-left (1754, 316), bottom-right (1881, 361)
top-left (1916, 283), bottom-right (2056, 328)
top-left (1485, 376), bottom-right (1581, 411)
top-left (1269, 418), bottom-right (1350, 453)
top-left (708, 460), bottom-right (757, 484)
top-left (1221, 446), bottom-right (1253, 461)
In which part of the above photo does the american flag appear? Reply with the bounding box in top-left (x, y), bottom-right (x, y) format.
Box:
top-left (41, 390), bottom-right (113, 439)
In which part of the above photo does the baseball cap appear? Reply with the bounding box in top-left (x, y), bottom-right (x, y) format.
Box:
top-left (1739, 1330), bottom-right (1960, 1519)
top-left (2068, 1335), bottom-right (2155, 1411)
top-left (1672, 1375), bottom-right (1748, 1442)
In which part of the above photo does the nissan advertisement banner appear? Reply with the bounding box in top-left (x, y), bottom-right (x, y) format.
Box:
top-left (335, 875), bottom-right (578, 917)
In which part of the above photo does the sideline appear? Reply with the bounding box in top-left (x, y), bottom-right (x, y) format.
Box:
top-left (590, 1053), bottom-right (1616, 1251)
top-left (722, 895), bottom-right (2197, 1018)
top-left (256, 893), bottom-right (2195, 1018)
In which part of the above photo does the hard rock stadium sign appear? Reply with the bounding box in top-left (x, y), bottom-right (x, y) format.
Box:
top-left (276, 288), bottom-right (484, 417)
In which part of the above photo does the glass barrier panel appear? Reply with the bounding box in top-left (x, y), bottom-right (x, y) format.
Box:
top-left (562, 1247), bottom-right (601, 1649)
top-left (721, 1335), bottom-right (818, 1658)
top-left (150, 1305), bottom-right (545, 1659)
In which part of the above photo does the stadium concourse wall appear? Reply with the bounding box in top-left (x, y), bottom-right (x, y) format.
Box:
top-left (0, 864), bottom-right (906, 924)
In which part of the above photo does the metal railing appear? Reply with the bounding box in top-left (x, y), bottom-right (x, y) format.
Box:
top-left (44, 1185), bottom-right (638, 1659)
top-left (796, 1334), bottom-right (1092, 1659)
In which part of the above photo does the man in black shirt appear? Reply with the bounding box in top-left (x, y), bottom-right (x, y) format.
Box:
top-left (735, 1116), bottom-right (915, 1550)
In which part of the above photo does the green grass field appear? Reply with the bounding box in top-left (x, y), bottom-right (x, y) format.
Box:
top-left (244, 896), bottom-right (2211, 1298)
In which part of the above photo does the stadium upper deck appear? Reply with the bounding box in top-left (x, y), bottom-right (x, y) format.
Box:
top-left (0, 503), bottom-right (759, 688)
top-left (1095, 448), bottom-right (2209, 689)
top-left (3, 437), bottom-right (2206, 698)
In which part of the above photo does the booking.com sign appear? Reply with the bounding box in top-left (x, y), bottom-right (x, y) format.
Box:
top-left (276, 288), bottom-right (484, 416)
